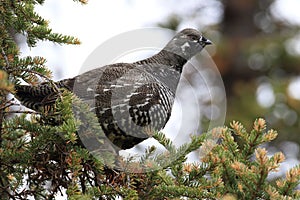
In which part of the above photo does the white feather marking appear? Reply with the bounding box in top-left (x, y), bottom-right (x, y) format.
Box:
top-left (87, 87), bottom-right (94, 92)
top-left (181, 42), bottom-right (190, 52)
top-left (126, 92), bottom-right (140, 98)
top-left (110, 84), bottom-right (123, 88)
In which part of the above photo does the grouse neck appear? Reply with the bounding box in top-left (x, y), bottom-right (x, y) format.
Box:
top-left (135, 50), bottom-right (187, 73)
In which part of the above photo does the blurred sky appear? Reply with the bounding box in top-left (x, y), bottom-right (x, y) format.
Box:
top-left (18, 0), bottom-right (300, 80)
top-left (20, 0), bottom-right (223, 79)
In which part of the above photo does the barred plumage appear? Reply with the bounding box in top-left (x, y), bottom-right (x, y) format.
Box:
top-left (15, 28), bottom-right (211, 149)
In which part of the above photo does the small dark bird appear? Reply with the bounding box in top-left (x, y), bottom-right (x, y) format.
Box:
top-left (15, 28), bottom-right (211, 149)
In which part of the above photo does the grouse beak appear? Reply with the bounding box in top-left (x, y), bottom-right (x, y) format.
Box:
top-left (200, 36), bottom-right (212, 45)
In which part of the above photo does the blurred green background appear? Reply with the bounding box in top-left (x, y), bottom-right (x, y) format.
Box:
top-left (156, 0), bottom-right (300, 150)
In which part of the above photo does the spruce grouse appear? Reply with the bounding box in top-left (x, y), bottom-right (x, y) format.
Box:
top-left (15, 28), bottom-right (212, 149)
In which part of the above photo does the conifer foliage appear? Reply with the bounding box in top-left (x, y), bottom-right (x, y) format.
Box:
top-left (0, 1), bottom-right (299, 199)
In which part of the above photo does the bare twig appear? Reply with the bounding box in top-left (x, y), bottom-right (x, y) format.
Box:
top-left (3, 110), bottom-right (38, 115)
top-left (0, 98), bottom-right (17, 110)
top-left (1, 47), bottom-right (10, 71)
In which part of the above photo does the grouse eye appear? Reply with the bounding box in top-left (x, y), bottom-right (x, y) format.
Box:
top-left (187, 34), bottom-right (199, 41)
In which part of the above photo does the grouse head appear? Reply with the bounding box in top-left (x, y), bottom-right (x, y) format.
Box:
top-left (163, 28), bottom-right (212, 60)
